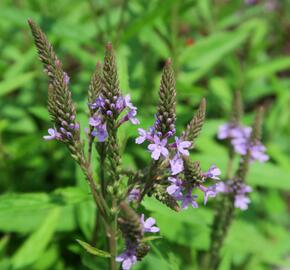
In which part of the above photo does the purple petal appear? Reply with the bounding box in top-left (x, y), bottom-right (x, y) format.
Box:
top-left (166, 185), bottom-right (179, 195)
top-left (144, 217), bottom-right (156, 228)
top-left (160, 147), bottom-right (169, 157)
top-left (151, 149), bottom-right (161, 160)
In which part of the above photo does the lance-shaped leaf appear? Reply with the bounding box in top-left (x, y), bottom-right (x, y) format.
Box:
top-left (76, 239), bottom-right (111, 258)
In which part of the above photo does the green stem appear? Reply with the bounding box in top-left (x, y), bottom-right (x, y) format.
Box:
top-left (225, 147), bottom-right (235, 179)
top-left (208, 196), bottom-right (235, 270)
top-left (107, 218), bottom-right (118, 270)
top-left (138, 160), bottom-right (159, 204)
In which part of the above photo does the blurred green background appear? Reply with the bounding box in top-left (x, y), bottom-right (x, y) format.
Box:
top-left (0, 0), bottom-right (290, 269)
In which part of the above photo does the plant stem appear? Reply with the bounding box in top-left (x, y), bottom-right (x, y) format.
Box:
top-left (208, 195), bottom-right (235, 270)
top-left (107, 218), bottom-right (118, 270)
top-left (88, 127), bottom-right (95, 165)
top-left (138, 160), bottom-right (159, 203)
top-left (80, 160), bottom-right (110, 227)
top-left (225, 147), bottom-right (235, 179)
top-left (98, 143), bottom-right (107, 196)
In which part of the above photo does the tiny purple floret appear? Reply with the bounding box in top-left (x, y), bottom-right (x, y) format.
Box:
top-left (148, 135), bottom-right (169, 160)
top-left (43, 128), bottom-right (61, 140)
top-left (140, 214), bottom-right (160, 233)
top-left (116, 249), bottom-right (137, 270)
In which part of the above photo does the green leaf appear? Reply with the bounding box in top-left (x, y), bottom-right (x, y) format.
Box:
top-left (76, 239), bottom-right (111, 258)
top-left (179, 27), bottom-right (250, 83)
top-left (246, 57), bottom-right (290, 79)
top-left (142, 197), bottom-right (212, 250)
top-left (0, 187), bottom-right (90, 233)
top-left (121, 0), bottom-right (175, 43)
top-left (142, 236), bottom-right (163, 242)
top-left (11, 208), bottom-right (60, 268)
top-left (0, 72), bottom-right (36, 97)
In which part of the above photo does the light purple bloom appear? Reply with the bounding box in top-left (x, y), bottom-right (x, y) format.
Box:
top-left (233, 137), bottom-right (269, 163)
top-left (89, 116), bottom-right (102, 127)
top-left (148, 135), bottom-right (169, 160)
top-left (215, 181), bottom-right (228, 193)
top-left (198, 184), bottom-right (218, 205)
top-left (179, 190), bottom-right (198, 209)
top-left (116, 96), bottom-right (125, 112)
top-left (173, 137), bottom-right (191, 156)
top-left (43, 128), bottom-right (61, 140)
top-left (116, 249), bottom-right (137, 270)
top-left (135, 128), bottom-right (147, 144)
top-left (128, 188), bottom-right (140, 202)
top-left (166, 177), bottom-right (183, 196)
top-left (92, 123), bottom-right (108, 142)
top-left (232, 137), bottom-right (248, 155)
top-left (128, 110), bottom-right (139, 125)
top-left (234, 194), bottom-right (251, 210)
top-left (90, 97), bottom-right (105, 110)
top-left (124, 94), bottom-right (137, 110)
top-left (140, 214), bottom-right (160, 233)
top-left (250, 143), bottom-right (269, 163)
top-left (217, 181), bottom-right (252, 211)
top-left (218, 123), bottom-right (251, 141)
top-left (169, 155), bottom-right (184, 175)
top-left (202, 165), bottom-right (221, 180)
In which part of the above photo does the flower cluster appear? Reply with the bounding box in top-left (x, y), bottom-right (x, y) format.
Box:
top-left (218, 123), bottom-right (268, 163)
top-left (216, 180), bottom-right (252, 210)
top-left (89, 94), bottom-right (139, 142)
top-left (166, 165), bottom-right (221, 209)
top-left (116, 214), bottom-right (159, 270)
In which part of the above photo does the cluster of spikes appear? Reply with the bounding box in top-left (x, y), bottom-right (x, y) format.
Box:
top-left (28, 19), bottom-right (224, 270)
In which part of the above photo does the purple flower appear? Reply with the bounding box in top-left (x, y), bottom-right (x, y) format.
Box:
top-left (135, 128), bottom-right (147, 144)
top-left (166, 176), bottom-right (183, 196)
top-left (89, 116), bottom-right (102, 127)
top-left (179, 190), bottom-right (198, 209)
top-left (91, 123), bottom-right (108, 142)
top-left (116, 249), bottom-right (137, 270)
top-left (218, 123), bottom-right (251, 141)
top-left (198, 184), bottom-right (218, 205)
top-left (140, 214), bottom-right (160, 233)
top-left (215, 181), bottom-right (228, 193)
top-left (217, 181), bottom-right (252, 210)
top-left (169, 155), bottom-right (184, 175)
top-left (90, 97), bottom-right (105, 110)
top-left (173, 137), bottom-right (191, 156)
top-left (234, 194), bottom-right (251, 210)
top-left (43, 128), bottom-right (61, 140)
top-left (232, 137), bottom-right (248, 155)
top-left (128, 188), bottom-right (140, 202)
top-left (233, 137), bottom-right (269, 163)
top-left (250, 143), bottom-right (269, 163)
top-left (119, 109), bottom-right (139, 125)
top-left (202, 165), bottom-right (221, 180)
top-left (124, 94), bottom-right (137, 110)
top-left (115, 96), bottom-right (125, 112)
top-left (148, 135), bottom-right (169, 160)
top-left (128, 109), bottom-right (139, 125)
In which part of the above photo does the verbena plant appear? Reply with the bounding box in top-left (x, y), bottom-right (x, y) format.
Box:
top-left (28, 19), bottom-right (268, 270)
